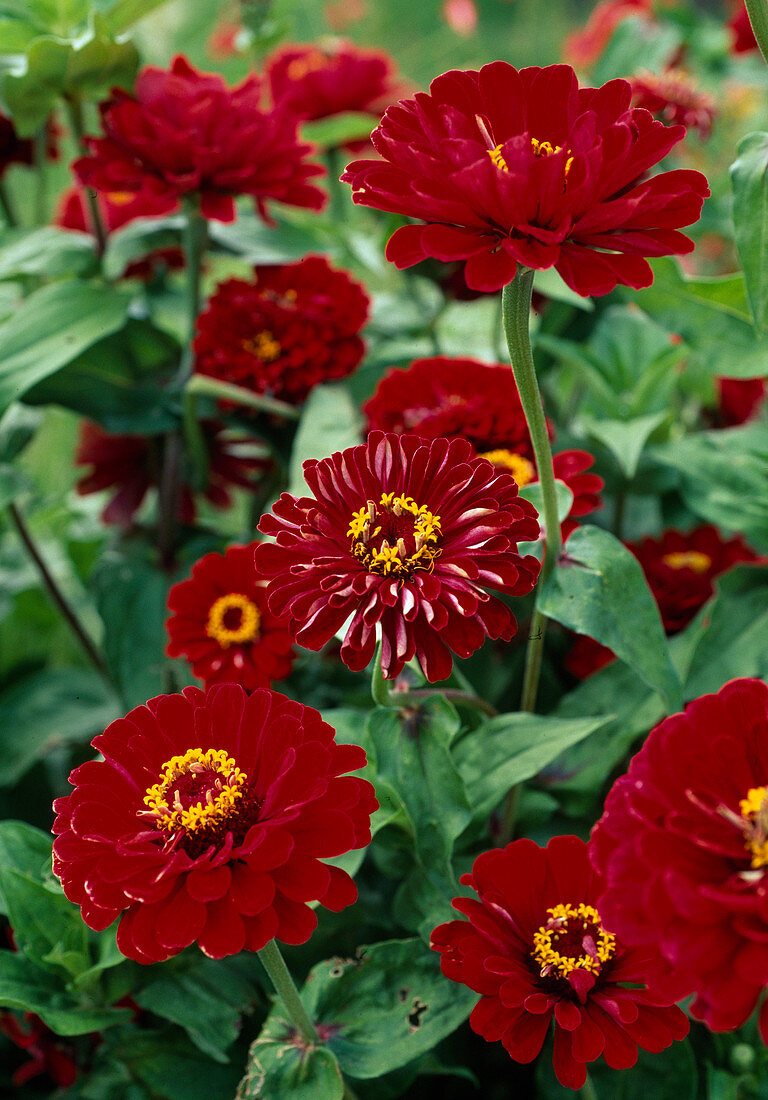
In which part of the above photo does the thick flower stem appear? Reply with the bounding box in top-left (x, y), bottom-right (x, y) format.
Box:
top-left (257, 938), bottom-right (321, 1046)
top-left (0, 180), bottom-right (17, 227)
top-left (62, 96), bottom-right (107, 255)
top-left (745, 0), bottom-right (768, 65)
top-left (178, 196), bottom-right (208, 384)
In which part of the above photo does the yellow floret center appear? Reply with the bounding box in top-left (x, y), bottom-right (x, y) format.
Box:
top-left (480, 449), bottom-right (536, 487)
top-left (142, 747), bottom-right (246, 835)
top-left (661, 551), bottom-right (712, 573)
top-left (347, 492), bottom-right (442, 577)
top-left (532, 902), bottom-right (616, 980)
top-left (241, 330), bottom-right (281, 363)
top-left (488, 137), bottom-right (574, 176)
top-left (739, 786), bottom-right (768, 868)
top-left (206, 593), bottom-right (261, 647)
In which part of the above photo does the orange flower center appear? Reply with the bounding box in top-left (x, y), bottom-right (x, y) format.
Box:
top-left (661, 551), bottom-right (712, 573)
top-left (532, 902), bottom-right (616, 980)
top-left (241, 331), bottom-right (281, 363)
top-left (206, 593), bottom-right (261, 647)
top-left (142, 748), bottom-right (247, 837)
top-left (347, 492), bottom-right (442, 577)
top-left (480, 449), bottom-right (536, 486)
top-left (286, 50), bottom-right (331, 80)
top-left (105, 191), bottom-right (135, 206)
top-left (739, 787), bottom-right (768, 868)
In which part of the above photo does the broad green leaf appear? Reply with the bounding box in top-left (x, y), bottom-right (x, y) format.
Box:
top-left (453, 712), bottom-right (613, 823)
top-left (0, 866), bottom-right (90, 978)
top-left (288, 382), bottom-right (363, 497)
top-left (238, 1034), bottom-right (343, 1100)
top-left (115, 1030), bottom-right (243, 1099)
top-left (583, 412), bottom-right (667, 479)
top-left (517, 478), bottom-right (573, 527)
top-left (0, 402), bottom-right (42, 462)
top-left (0, 821), bottom-right (54, 908)
top-left (302, 111), bottom-right (375, 149)
top-left (684, 565), bottom-right (768, 697)
top-left (209, 211), bottom-right (331, 265)
top-left (0, 17), bottom-right (41, 52)
top-left (730, 132), bottom-right (768, 330)
top-left (0, 950), bottom-right (130, 1034)
top-left (0, 280), bottom-right (129, 417)
top-left (540, 525), bottom-right (682, 712)
top-left (533, 266), bottom-right (594, 311)
top-left (0, 461), bottom-right (30, 507)
top-left (96, 0), bottom-right (173, 33)
top-left (0, 668), bottom-right (120, 787)
top-left (102, 215), bottom-right (183, 281)
top-left (0, 226), bottom-right (96, 279)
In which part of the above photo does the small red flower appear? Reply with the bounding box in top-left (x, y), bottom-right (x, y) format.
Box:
top-left (166, 545), bottom-right (295, 691)
top-left (431, 836), bottom-right (689, 1090)
top-left (193, 255), bottom-right (370, 405)
top-left (74, 56), bottom-right (326, 223)
top-left (716, 376), bottom-right (767, 427)
top-left (75, 421), bottom-right (271, 527)
top-left (729, 2), bottom-right (759, 55)
top-left (342, 62), bottom-right (709, 295)
top-left (52, 684), bottom-right (377, 962)
top-left (0, 1013), bottom-right (79, 1088)
top-left (254, 431), bottom-right (540, 682)
top-left (591, 678), bottom-right (768, 1039)
top-left (0, 111), bottom-right (57, 177)
top-left (442, 0), bottom-right (479, 36)
top-left (563, 0), bottom-right (654, 70)
top-left (629, 69), bottom-right (716, 140)
top-left (627, 524), bottom-right (761, 634)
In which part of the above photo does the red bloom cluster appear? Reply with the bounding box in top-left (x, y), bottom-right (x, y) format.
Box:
top-left (75, 421), bottom-right (271, 527)
top-left (53, 684), bottom-right (377, 962)
top-left (254, 431), bottom-right (540, 682)
top-left (431, 836), bottom-right (688, 1090)
top-left (193, 255), bottom-right (369, 405)
top-left (591, 678), bottom-right (768, 1039)
top-left (74, 56), bottom-right (325, 223)
top-left (166, 545), bottom-right (295, 691)
top-left (716, 376), bottom-right (767, 427)
top-left (363, 357), bottom-right (603, 538)
top-left (342, 62), bottom-right (709, 295)
top-left (629, 69), bottom-right (716, 140)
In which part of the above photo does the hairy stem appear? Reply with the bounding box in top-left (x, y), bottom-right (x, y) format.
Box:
top-left (257, 938), bottom-right (320, 1046)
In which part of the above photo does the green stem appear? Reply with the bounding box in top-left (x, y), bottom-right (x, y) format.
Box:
top-left (179, 195), bottom-right (208, 374)
top-left (324, 146), bottom-right (349, 224)
top-left (185, 374), bottom-right (301, 420)
top-left (257, 939), bottom-right (320, 1046)
top-left (370, 638), bottom-right (389, 706)
top-left (33, 125), bottom-right (48, 224)
top-left (389, 688), bottom-right (497, 716)
top-left (745, 0), bottom-right (768, 66)
top-left (63, 96), bottom-right (106, 255)
top-left (580, 1070), bottom-right (599, 1100)
top-left (0, 179), bottom-right (17, 227)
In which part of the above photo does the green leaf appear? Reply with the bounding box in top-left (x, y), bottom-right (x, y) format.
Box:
top-left (0, 280), bottom-right (129, 417)
top-left (288, 382), bottom-right (363, 497)
top-left (302, 111), bottom-right (375, 149)
top-left (209, 211), bottom-right (330, 265)
top-left (96, 0), bottom-right (173, 33)
top-left (0, 461), bottom-right (30, 507)
top-left (0, 950), bottom-right (130, 1034)
top-left (115, 1030), bottom-right (243, 1099)
top-left (453, 712), bottom-right (613, 823)
top-left (518, 478), bottom-right (573, 525)
top-left (0, 866), bottom-right (90, 978)
top-left (0, 226), bottom-right (96, 279)
top-left (102, 215), bottom-right (183, 280)
top-left (730, 132), bottom-right (768, 330)
top-left (592, 15), bottom-right (682, 85)
top-left (0, 402), bottom-right (42, 462)
top-left (583, 412), bottom-right (667, 479)
top-left (537, 1034), bottom-right (697, 1099)
top-left (0, 821), bottom-right (55, 907)
top-left (540, 525), bottom-right (682, 712)
top-left (238, 1036), bottom-right (344, 1100)
top-left (533, 266), bottom-right (594, 311)
top-left (0, 17), bottom-right (41, 52)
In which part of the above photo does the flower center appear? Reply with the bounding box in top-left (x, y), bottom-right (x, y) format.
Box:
top-left (106, 191), bottom-right (135, 206)
top-left (532, 902), bottom-right (616, 980)
top-left (241, 331), bottom-right (281, 363)
top-left (347, 492), bottom-right (442, 577)
top-left (142, 748), bottom-right (246, 836)
top-left (480, 449), bottom-right (536, 486)
top-left (661, 551), bottom-right (712, 573)
top-left (206, 593), bottom-right (261, 647)
top-left (739, 787), bottom-right (768, 868)
top-left (286, 50), bottom-right (330, 80)
top-left (486, 137), bottom-right (574, 176)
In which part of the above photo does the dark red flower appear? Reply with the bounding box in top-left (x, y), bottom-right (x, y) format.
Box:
top-left (431, 836), bottom-right (689, 1090)
top-left (342, 63), bottom-right (709, 296)
top-left (52, 684), bottom-right (377, 962)
top-left (254, 431), bottom-right (540, 682)
top-left (564, 634), bottom-right (616, 680)
top-left (716, 376), bottom-right (767, 427)
top-left (74, 56), bottom-right (325, 223)
top-left (591, 677), bottom-right (768, 1039)
top-left (75, 421), bottom-right (271, 527)
top-left (166, 545), bottom-right (295, 691)
top-left (729, 2), bottom-right (759, 55)
top-left (193, 255), bottom-right (369, 405)
top-left (0, 1012), bottom-right (79, 1088)
top-left (627, 524), bottom-right (761, 634)
top-left (0, 111), bottom-right (57, 178)
top-left (629, 69), bottom-right (716, 140)
top-left (363, 357), bottom-right (603, 538)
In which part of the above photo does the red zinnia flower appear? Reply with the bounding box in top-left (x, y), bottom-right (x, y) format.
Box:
top-left (193, 255), bottom-right (370, 405)
top-left (74, 56), bottom-right (326, 223)
top-left (0, 111), bottom-right (57, 177)
top-left (342, 63), bottom-right (709, 296)
top-left (363, 357), bottom-right (603, 538)
top-left (591, 677), bottom-right (768, 1039)
top-left (629, 69), bottom-right (716, 140)
top-left (254, 431), bottom-right (540, 682)
top-left (166, 545), bottom-right (295, 691)
top-left (729, 2), bottom-right (759, 55)
top-left (627, 524), bottom-right (761, 634)
top-left (716, 376), bottom-right (767, 427)
top-left (431, 836), bottom-right (689, 1090)
top-left (52, 684), bottom-right (377, 962)
top-left (75, 421), bottom-right (271, 527)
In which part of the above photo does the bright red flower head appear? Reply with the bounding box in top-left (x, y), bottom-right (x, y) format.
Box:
top-left (431, 836), bottom-right (689, 1090)
top-left (342, 62), bottom-right (709, 296)
top-left (52, 684), bottom-right (377, 963)
top-left (166, 545), bottom-right (295, 691)
top-left (629, 69), bottom-right (716, 140)
top-left (254, 431), bottom-right (540, 682)
top-left (716, 376), bottom-right (767, 427)
top-left (591, 677), bottom-right (768, 1039)
top-left (627, 524), bottom-right (761, 634)
top-left (75, 421), bottom-right (271, 527)
top-left (74, 56), bottom-right (326, 223)
top-left (193, 255), bottom-right (370, 405)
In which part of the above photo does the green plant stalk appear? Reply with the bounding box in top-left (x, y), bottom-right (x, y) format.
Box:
top-left (580, 1071), bottom-right (599, 1100)
top-left (178, 196), bottom-right (208, 383)
top-left (745, 0), bottom-right (768, 65)
top-left (185, 374), bottom-right (301, 420)
top-left (62, 96), bottom-right (107, 255)
top-left (257, 938), bottom-right (320, 1046)
top-left (0, 179), bottom-right (17, 227)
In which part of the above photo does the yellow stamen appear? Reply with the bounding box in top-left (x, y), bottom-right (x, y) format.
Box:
top-left (106, 191), bottom-right (135, 206)
top-left (206, 593), bottom-right (260, 648)
top-left (661, 551), bottom-right (712, 573)
top-left (143, 747), bottom-right (246, 835)
top-left (739, 787), bottom-right (768, 868)
top-left (347, 492), bottom-right (441, 578)
top-left (241, 331), bottom-right (281, 363)
top-left (532, 902), bottom-right (616, 980)
top-left (480, 450), bottom-right (536, 486)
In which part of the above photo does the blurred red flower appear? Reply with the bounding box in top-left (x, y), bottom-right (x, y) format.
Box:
top-left (166, 545), bottom-right (295, 691)
top-left (254, 431), bottom-right (540, 681)
top-left (0, 111), bottom-right (57, 177)
top-left (441, 0), bottom-right (479, 36)
top-left (53, 684), bottom-right (377, 962)
top-left (591, 678), bottom-right (768, 1039)
top-left (342, 62), bottom-right (708, 295)
top-left (629, 69), bottom-right (716, 139)
top-left (716, 376), bottom-right (767, 427)
top-left (75, 421), bottom-right (271, 527)
top-left (74, 56), bottom-right (325, 223)
top-left (729, 2), bottom-right (759, 54)
top-left (0, 1013), bottom-right (79, 1088)
top-left (193, 255), bottom-right (369, 405)
top-left (431, 836), bottom-right (689, 1089)
top-left (563, 0), bottom-right (654, 70)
